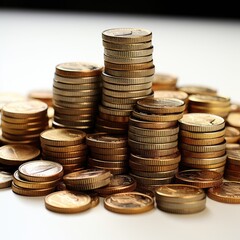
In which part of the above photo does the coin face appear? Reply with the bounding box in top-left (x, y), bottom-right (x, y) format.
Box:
top-left (155, 184), bottom-right (205, 203)
top-left (2, 100), bottom-right (48, 117)
top-left (104, 192), bottom-right (154, 214)
top-left (0, 144), bottom-right (40, 165)
top-left (18, 160), bottom-right (64, 182)
top-left (207, 182), bottom-right (240, 203)
top-left (0, 171), bottom-right (13, 189)
top-left (44, 190), bottom-right (92, 213)
top-left (178, 113), bottom-right (225, 132)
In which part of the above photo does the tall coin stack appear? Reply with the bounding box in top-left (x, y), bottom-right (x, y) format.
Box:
top-left (0, 100), bottom-right (49, 147)
top-left (178, 113), bottom-right (227, 176)
top-left (128, 97), bottom-right (186, 190)
top-left (52, 62), bottom-right (103, 133)
top-left (96, 28), bottom-right (155, 135)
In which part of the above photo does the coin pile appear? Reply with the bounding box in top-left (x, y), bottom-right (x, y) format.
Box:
top-left (175, 169), bottom-right (223, 188)
top-left (224, 149), bottom-right (240, 181)
top-left (96, 28), bottom-right (155, 134)
top-left (12, 160), bottom-right (64, 196)
top-left (94, 174), bottom-right (137, 197)
top-left (152, 73), bottom-right (178, 91)
top-left (0, 100), bottom-right (49, 146)
top-left (63, 168), bottom-right (112, 191)
top-left (0, 144), bottom-right (40, 172)
top-left (128, 97), bottom-right (186, 190)
top-left (187, 94), bottom-right (231, 119)
top-left (52, 62), bottom-right (103, 133)
top-left (86, 132), bottom-right (129, 175)
top-left (40, 128), bottom-right (87, 174)
top-left (178, 113), bottom-right (227, 175)
top-left (155, 184), bottom-right (206, 214)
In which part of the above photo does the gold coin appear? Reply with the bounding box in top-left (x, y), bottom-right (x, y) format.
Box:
top-left (178, 113), bottom-right (225, 132)
top-left (180, 136), bottom-right (225, 146)
top-left (224, 126), bottom-right (240, 143)
top-left (181, 149), bottom-right (226, 158)
top-left (129, 173), bottom-right (173, 185)
top-left (155, 183), bottom-right (206, 203)
top-left (55, 62), bottom-right (103, 78)
top-left (0, 92), bottom-right (27, 110)
top-left (2, 100), bottom-right (48, 118)
top-left (102, 81), bottom-right (152, 91)
top-left (40, 128), bottom-right (86, 146)
top-left (104, 60), bottom-right (153, 70)
top-left (152, 73), bottom-right (178, 86)
top-left (207, 181), bottom-right (240, 203)
top-left (181, 154), bottom-right (227, 165)
top-left (177, 85), bottom-right (217, 96)
top-left (104, 54), bottom-right (153, 64)
top-left (102, 40), bottom-right (152, 50)
top-left (44, 190), bottom-right (92, 213)
top-left (18, 160), bottom-right (64, 182)
top-left (227, 112), bottom-right (240, 129)
top-left (226, 143), bottom-right (240, 150)
top-left (28, 89), bottom-right (53, 106)
top-left (136, 97), bottom-right (185, 114)
top-left (103, 191), bottom-right (154, 214)
top-left (154, 90), bottom-right (188, 102)
top-left (0, 144), bottom-right (40, 166)
top-left (179, 128), bottom-right (225, 139)
top-left (0, 170), bottom-right (13, 189)
top-left (102, 28), bottom-right (152, 43)
top-left (54, 74), bottom-right (101, 84)
top-left (175, 169), bottom-right (223, 188)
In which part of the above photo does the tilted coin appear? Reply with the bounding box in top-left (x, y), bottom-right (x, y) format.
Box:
top-left (0, 170), bottom-right (13, 189)
top-left (44, 190), bottom-right (92, 213)
top-left (104, 191), bottom-right (154, 214)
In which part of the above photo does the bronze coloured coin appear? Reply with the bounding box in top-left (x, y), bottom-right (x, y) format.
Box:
top-left (0, 170), bottom-right (13, 189)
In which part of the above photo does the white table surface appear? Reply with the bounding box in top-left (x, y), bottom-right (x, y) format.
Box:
top-left (1, 9), bottom-right (240, 240)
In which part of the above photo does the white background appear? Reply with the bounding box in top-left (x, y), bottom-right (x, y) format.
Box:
top-left (1, 9), bottom-right (240, 240)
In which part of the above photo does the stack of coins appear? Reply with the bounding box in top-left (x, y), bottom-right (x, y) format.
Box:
top-left (155, 184), bottom-right (206, 214)
top-left (128, 97), bottom-right (186, 190)
top-left (187, 94), bottom-right (231, 119)
top-left (177, 85), bottom-right (218, 96)
top-left (178, 113), bottom-right (227, 176)
top-left (154, 90), bottom-right (189, 113)
top-left (96, 28), bottom-right (155, 134)
top-left (224, 149), bottom-right (240, 181)
top-left (0, 100), bottom-right (49, 146)
top-left (94, 174), bottom-right (137, 197)
top-left (40, 128), bottom-right (87, 174)
top-left (63, 168), bottom-right (112, 191)
top-left (52, 62), bottom-right (103, 133)
top-left (0, 144), bottom-right (40, 173)
top-left (12, 160), bottom-right (64, 196)
top-left (152, 73), bottom-right (178, 91)
top-left (86, 132), bottom-right (129, 175)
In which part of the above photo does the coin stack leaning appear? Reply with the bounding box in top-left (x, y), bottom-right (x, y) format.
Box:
top-left (52, 62), bottom-right (103, 133)
top-left (155, 183), bottom-right (206, 214)
top-left (152, 73), bottom-right (178, 91)
top-left (128, 97), bottom-right (186, 190)
top-left (224, 149), bottom-right (240, 181)
top-left (0, 100), bottom-right (49, 147)
top-left (96, 27), bottom-right (155, 135)
top-left (178, 113), bottom-right (227, 176)
top-left (12, 159), bottom-right (64, 196)
top-left (187, 94), bottom-right (231, 119)
top-left (40, 128), bottom-right (87, 174)
top-left (86, 132), bottom-right (129, 175)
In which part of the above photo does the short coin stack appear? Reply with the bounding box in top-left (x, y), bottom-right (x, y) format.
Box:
top-left (155, 183), bottom-right (206, 214)
top-left (52, 62), bottom-right (103, 133)
top-left (178, 113), bottom-right (227, 176)
top-left (128, 97), bottom-right (186, 190)
top-left (12, 160), bottom-right (64, 196)
top-left (187, 94), bottom-right (231, 119)
top-left (63, 168), bottom-right (112, 191)
top-left (40, 128), bottom-right (87, 174)
top-left (96, 28), bottom-right (155, 134)
top-left (224, 149), bottom-right (240, 181)
top-left (86, 132), bottom-right (129, 175)
top-left (0, 100), bottom-right (49, 146)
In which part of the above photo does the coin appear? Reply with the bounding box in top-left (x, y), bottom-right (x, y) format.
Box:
top-left (104, 191), bottom-right (154, 214)
top-left (44, 190), bottom-right (92, 213)
top-left (178, 113), bottom-right (225, 132)
top-left (177, 85), bottom-right (217, 96)
top-left (207, 181), bottom-right (240, 203)
top-left (0, 170), bottom-right (13, 189)
top-left (0, 144), bottom-right (40, 166)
